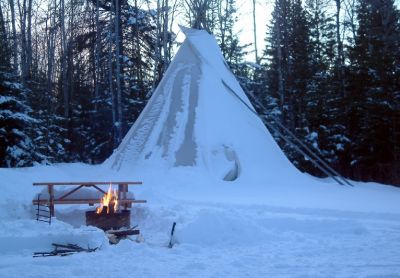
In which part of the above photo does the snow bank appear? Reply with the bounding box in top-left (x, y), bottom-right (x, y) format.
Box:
top-left (175, 209), bottom-right (267, 246)
top-left (1, 163), bottom-right (400, 277)
top-left (0, 163), bottom-right (113, 221)
top-left (0, 219), bottom-right (106, 254)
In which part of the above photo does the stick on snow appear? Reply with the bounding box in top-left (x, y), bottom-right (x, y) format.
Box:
top-left (33, 243), bottom-right (97, 257)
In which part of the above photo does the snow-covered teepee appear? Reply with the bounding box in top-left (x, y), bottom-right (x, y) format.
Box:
top-left (106, 27), bottom-right (308, 184)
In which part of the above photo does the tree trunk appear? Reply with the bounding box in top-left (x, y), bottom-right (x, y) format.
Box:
top-left (94, 0), bottom-right (100, 110)
top-left (108, 8), bottom-right (117, 148)
top-left (61, 0), bottom-right (69, 118)
top-left (46, 0), bottom-right (56, 92)
top-left (163, 0), bottom-right (169, 69)
top-left (17, 0), bottom-right (27, 84)
top-left (0, 3), bottom-right (11, 69)
top-left (26, 0), bottom-right (32, 79)
top-left (335, 0), bottom-right (345, 99)
top-left (153, 0), bottom-right (161, 84)
top-left (134, 0), bottom-right (143, 87)
top-left (276, 11), bottom-right (285, 123)
top-left (252, 0), bottom-right (258, 63)
top-left (8, 0), bottom-right (18, 72)
top-left (32, 3), bottom-right (39, 74)
top-left (344, 0), bottom-right (357, 45)
top-left (0, 4), bottom-right (5, 39)
top-left (114, 0), bottom-right (123, 144)
top-left (67, 0), bottom-right (74, 107)
top-left (168, 0), bottom-right (179, 61)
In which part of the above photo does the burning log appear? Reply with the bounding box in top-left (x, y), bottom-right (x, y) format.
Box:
top-left (85, 184), bottom-right (143, 245)
top-left (86, 184), bottom-right (131, 231)
top-left (96, 185), bottom-right (119, 214)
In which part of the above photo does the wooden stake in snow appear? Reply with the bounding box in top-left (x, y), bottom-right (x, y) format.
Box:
top-left (168, 222), bottom-right (176, 248)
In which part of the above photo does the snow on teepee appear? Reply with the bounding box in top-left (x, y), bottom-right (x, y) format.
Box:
top-left (106, 27), bottom-right (307, 184)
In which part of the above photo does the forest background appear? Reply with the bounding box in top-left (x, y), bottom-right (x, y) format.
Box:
top-left (0, 0), bottom-right (399, 186)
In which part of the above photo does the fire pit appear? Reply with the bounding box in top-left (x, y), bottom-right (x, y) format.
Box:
top-left (85, 184), bottom-right (130, 231)
top-left (86, 209), bottom-right (130, 231)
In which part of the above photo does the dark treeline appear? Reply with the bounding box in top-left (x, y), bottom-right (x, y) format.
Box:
top-left (0, 0), bottom-right (399, 185)
top-left (257, 0), bottom-right (400, 185)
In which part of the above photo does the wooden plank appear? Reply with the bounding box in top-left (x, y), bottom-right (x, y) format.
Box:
top-left (33, 182), bottom-right (142, 186)
top-left (33, 199), bottom-right (147, 205)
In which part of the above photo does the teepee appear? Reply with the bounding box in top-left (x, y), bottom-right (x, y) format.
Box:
top-left (105, 27), bottom-right (309, 184)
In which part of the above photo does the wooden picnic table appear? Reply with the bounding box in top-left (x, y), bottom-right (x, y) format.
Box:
top-left (32, 182), bottom-right (146, 216)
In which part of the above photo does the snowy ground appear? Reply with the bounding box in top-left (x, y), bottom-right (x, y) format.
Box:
top-left (2, 28), bottom-right (399, 277)
top-left (1, 163), bottom-right (400, 277)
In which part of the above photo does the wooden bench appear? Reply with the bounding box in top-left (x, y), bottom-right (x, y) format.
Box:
top-left (32, 182), bottom-right (146, 216)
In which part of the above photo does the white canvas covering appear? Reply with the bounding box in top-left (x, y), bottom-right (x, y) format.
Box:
top-left (106, 27), bottom-right (308, 184)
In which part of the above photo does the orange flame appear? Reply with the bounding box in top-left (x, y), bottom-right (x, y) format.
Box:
top-left (96, 184), bottom-right (119, 214)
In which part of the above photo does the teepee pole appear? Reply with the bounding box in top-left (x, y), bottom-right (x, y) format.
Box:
top-left (243, 86), bottom-right (353, 186)
top-left (266, 114), bottom-right (353, 187)
top-left (221, 80), bottom-right (353, 187)
top-left (262, 118), bottom-right (346, 186)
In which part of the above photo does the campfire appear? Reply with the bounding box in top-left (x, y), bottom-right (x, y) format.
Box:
top-left (86, 184), bottom-right (130, 231)
top-left (96, 184), bottom-right (119, 214)
top-left (33, 181), bottom-right (146, 243)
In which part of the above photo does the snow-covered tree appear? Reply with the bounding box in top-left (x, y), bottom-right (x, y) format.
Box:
top-left (0, 71), bottom-right (43, 167)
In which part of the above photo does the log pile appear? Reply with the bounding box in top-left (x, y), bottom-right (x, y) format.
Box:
top-left (106, 226), bottom-right (141, 244)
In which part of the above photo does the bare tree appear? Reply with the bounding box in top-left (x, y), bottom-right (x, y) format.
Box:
top-left (0, 2), bottom-right (10, 68)
top-left (185, 0), bottom-right (212, 31)
top-left (8, 0), bottom-right (18, 72)
top-left (343, 0), bottom-right (357, 44)
top-left (163, 0), bottom-right (169, 68)
top-left (60, 0), bottom-right (69, 117)
top-left (108, 7), bottom-right (117, 147)
top-left (276, 12), bottom-right (285, 119)
top-left (94, 0), bottom-right (100, 110)
top-left (26, 0), bottom-right (32, 78)
top-left (154, 0), bottom-right (172, 78)
top-left (17, 0), bottom-right (27, 83)
top-left (252, 0), bottom-right (258, 63)
top-left (335, 0), bottom-right (346, 99)
top-left (168, 0), bottom-right (179, 61)
top-left (114, 0), bottom-right (123, 143)
top-left (46, 0), bottom-right (57, 92)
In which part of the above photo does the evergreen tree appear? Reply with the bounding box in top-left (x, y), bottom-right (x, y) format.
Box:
top-left (348, 0), bottom-right (400, 183)
top-left (0, 4), bottom-right (46, 167)
top-left (0, 71), bottom-right (44, 167)
top-left (27, 74), bottom-right (68, 164)
top-left (303, 0), bottom-right (350, 174)
top-left (263, 0), bottom-right (312, 169)
top-left (0, 3), bottom-right (11, 71)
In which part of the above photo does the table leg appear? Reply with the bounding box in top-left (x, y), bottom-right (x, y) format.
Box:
top-left (123, 184), bottom-right (128, 209)
top-left (118, 184), bottom-right (128, 210)
top-left (48, 185), bottom-right (55, 216)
